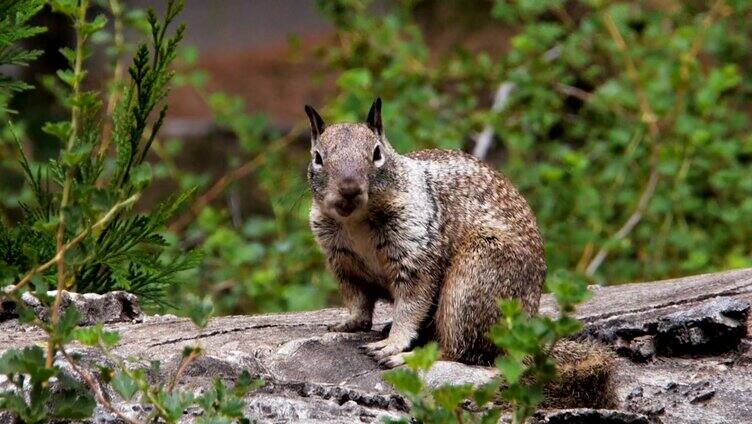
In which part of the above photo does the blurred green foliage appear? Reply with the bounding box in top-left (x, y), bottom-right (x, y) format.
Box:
top-left (1, 0), bottom-right (751, 316)
top-left (317, 0), bottom-right (752, 292)
top-left (0, 0), bottom-right (196, 309)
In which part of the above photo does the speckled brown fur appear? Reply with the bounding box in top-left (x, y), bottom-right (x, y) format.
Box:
top-left (305, 99), bottom-right (545, 367)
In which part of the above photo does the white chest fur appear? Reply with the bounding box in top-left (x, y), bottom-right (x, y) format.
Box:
top-left (341, 221), bottom-right (389, 282)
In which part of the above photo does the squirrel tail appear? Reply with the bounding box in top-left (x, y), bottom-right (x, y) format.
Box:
top-left (541, 340), bottom-right (617, 409)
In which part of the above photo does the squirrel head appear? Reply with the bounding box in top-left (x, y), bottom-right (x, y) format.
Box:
top-left (304, 98), bottom-right (395, 221)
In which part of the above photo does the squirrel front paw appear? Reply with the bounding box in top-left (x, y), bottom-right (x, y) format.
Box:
top-left (361, 336), bottom-right (412, 361)
top-left (327, 318), bottom-right (372, 332)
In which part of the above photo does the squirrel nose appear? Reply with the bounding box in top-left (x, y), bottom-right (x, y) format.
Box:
top-left (339, 181), bottom-right (363, 201)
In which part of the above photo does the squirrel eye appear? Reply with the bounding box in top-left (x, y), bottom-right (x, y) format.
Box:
top-left (372, 145), bottom-right (382, 163)
top-left (313, 151), bottom-right (323, 166)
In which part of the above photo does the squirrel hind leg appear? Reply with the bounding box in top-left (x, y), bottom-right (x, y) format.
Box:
top-left (435, 229), bottom-right (545, 365)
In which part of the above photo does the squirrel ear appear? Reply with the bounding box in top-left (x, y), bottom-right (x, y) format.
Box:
top-left (304, 105), bottom-right (325, 141)
top-left (366, 97), bottom-right (382, 136)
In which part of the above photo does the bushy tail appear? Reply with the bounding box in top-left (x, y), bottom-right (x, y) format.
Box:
top-left (541, 340), bottom-right (617, 409)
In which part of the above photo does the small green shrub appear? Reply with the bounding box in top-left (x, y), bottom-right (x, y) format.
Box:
top-left (0, 0), bottom-right (46, 114)
top-left (0, 0), bottom-right (197, 309)
top-left (0, 2), bottom-right (259, 422)
top-left (384, 277), bottom-right (589, 423)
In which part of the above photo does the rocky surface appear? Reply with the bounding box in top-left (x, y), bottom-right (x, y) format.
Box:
top-left (529, 409), bottom-right (649, 424)
top-left (1, 268), bottom-right (752, 423)
top-left (19, 290), bottom-right (143, 325)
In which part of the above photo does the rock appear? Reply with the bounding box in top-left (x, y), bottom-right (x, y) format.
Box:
top-left (421, 360), bottom-right (498, 389)
top-left (584, 297), bottom-right (750, 361)
top-left (19, 290), bottom-right (142, 325)
top-left (1, 268), bottom-right (752, 423)
top-left (689, 389), bottom-right (715, 404)
top-left (530, 408), bottom-right (649, 424)
top-left (655, 298), bottom-right (749, 356)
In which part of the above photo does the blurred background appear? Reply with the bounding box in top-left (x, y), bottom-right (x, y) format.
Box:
top-left (2, 0), bottom-right (751, 315)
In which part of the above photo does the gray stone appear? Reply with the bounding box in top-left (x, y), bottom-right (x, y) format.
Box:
top-left (1, 268), bottom-right (752, 423)
top-left (19, 290), bottom-right (143, 325)
top-left (422, 360), bottom-right (498, 389)
top-left (585, 297), bottom-right (750, 361)
top-left (530, 408), bottom-right (649, 424)
top-left (655, 298), bottom-right (749, 356)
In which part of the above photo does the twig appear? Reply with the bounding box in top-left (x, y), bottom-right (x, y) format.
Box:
top-left (61, 349), bottom-right (144, 424)
top-left (472, 82), bottom-right (515, 160)
top-left (585, 13), bottom-right (661, 277)
top-left (3, 194), bottom-right (140, 296)
top-left (98, 0), bottom-right (127, 159)
top-left (168, 348), bottom-right (200, 392)
top-left (168, 126), bottom-right (303, 233)
top-left (585, 4), bottom-right (727, 277)
top-left (555, 83), bottom-right (593, 102)
top-left (472, 46), bottom-right (561, 160)
top-left (585, 169), bottom-right (659, 276)
top-left (50, 0), bottom-right (90, 369)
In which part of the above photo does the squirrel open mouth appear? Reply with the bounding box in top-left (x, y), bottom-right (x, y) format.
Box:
top-left (334, 200), bottom-right (358, 217)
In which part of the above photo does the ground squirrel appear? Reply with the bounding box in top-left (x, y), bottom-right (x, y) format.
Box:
top-left (305, 98), bottom-right (546, 368)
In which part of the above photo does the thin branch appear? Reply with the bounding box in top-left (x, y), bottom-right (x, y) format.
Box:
top-left (61, 349), bottom-right (144, 424)
top-left (472, 46), bottom-right (561, 160)
top-left (585, 13), bottom-right (661, 277)
top-left (555, 83), bottom-right (593, 102)
top-left (3, 194), bottom-right (140, 296)
top-left (50, 0), bottom-right (90, 369)
top-left (98, 0), bottom-right (127, 159)
top-left (168, 125), bottom-right (303, 233)
top-left (472, 82), bottom-right (515, 160)
top-left (586, 4), bottom-right (727, 277)
top-left (585, 169), bottom-right (659, 276)
top-left (601, 14), bottom-right (659, 138)
top-left (168, 348), bottom-right (200, 392)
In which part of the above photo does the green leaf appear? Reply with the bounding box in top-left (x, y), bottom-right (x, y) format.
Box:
top-left (186, 295), bottom-right (213, 328)
top-left (383, 369), bottom-right (422, 395)
top-left (555, 316), bottom-right (583, 337)
top-left (0, 346), bottom-right (56, 382)
top-left (129, 162), bottom-right (153, 189)
top-left (111, 371), bottom-right (138, 400)
top-left (234, 370), bottom-right (263, 397)
top-left (42, 121), bottom-right (71, 142)
top-left (404, 342), bottom-right (438, 371)
top-left (61, 143), bottom-right (93, 167)
top-left (56, 69), bottom-right (77, 87)
top-left (80, 14), bottom-right (108, 36)
top-left (50, 374), bottom-right (96, 419)
top-left (480, 409), bottom-right (502, 424)
top-left (432, 384), bottom-right (472, 411)
top-left (473, 379), bottom-right (500, 406)
top-left (74, 324), bottom-right (121, 347)
top-left (497, 356), bottom-right (524, 385)
top-left (55, 307), bottom-right (81, 344)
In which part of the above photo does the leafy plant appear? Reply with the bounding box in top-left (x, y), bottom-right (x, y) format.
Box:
top-left (154, 51), bottom-right (335, 314)
top-left (67, 299), bottom-right (262, 424)
top-left (384, 277), bottom-right (589, 423)
top-left (0, 0), bottom-right (46, 113)
top-left (0, 2), bottom-right (267, 420)
top-left (0, 0), bottom-right (197, 309)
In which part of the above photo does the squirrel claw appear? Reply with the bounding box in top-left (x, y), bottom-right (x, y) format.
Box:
top-left (327, 319), bottom-right (371, 333)
top-left (362, 339), bottom-right (389, 354)
top-left (378, 352), bottom-right (409, 369)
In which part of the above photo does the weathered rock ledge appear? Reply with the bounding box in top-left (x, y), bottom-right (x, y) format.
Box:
top-left (2, 268), bottom-right (752, 423)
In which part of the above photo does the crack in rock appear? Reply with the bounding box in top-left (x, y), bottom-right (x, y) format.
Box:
top-left (530, 408), bottom-right (650, 424)
top-left (147, 322), bottom-right (321, 347)
top-left (584, 298), bottom-right (750, 361)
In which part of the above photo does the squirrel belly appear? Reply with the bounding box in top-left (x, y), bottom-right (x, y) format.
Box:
top-left (305, 100), bottom-right (545, 367)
